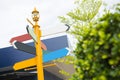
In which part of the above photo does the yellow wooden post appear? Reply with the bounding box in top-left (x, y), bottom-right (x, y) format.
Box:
top-left (32, 7), bottom-right (44, 80)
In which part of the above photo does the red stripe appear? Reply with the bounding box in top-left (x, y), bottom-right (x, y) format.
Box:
top-left (10, 34), bottom-right (47, 50)
top-left (10, 34), bottom-right (31, 43)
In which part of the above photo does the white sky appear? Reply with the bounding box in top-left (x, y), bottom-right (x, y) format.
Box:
top-left (0, 0), bottom-right (74, 48)
top-left (0, 0), bottom-right (119, 48)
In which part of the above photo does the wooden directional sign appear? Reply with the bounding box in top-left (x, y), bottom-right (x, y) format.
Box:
top-left (42, 24), bottom-right (70, 37)
top-left (0, 35), bottom-right (70, 74)
top-left (12, 41), bottom-right (69, 62)
top-left (0, 24), bottom-right (70, 75)
top-left (13, 48), bottom-right (69, 70)
top-left (26, 25), bottom-right (37, 43)
top-left (0, 48), bottom-right (69, 74)
top-left (1, 35), bottom-right (69, 68)
top-left (13, 41), bottom-right (36, 54)
top-left (43, 48), bottom-right (69, 63)
top-left (12, 41), bottom-right (49, 54)
top-left (10, 24), bottom-right (70, 43)
top-left (11, 34), bottom-right (69, 54)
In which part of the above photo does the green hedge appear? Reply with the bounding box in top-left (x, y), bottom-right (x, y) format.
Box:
top-left (71, 5), bottom-right (120, 80)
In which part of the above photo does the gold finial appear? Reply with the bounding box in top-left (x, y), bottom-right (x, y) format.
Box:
top-left (32, 7), bottom-right (39, 22)
top-left (32, 7), bottom-right (39, 14)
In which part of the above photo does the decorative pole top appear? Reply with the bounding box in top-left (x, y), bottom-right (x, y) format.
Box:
top-left (32, 7), bottom-right (39, 14)
top-left (32, 7), bottom-right (39, 22)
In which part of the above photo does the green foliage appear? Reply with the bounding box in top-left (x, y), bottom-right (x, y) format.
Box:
top-left (59, 69), bottom-right (70, 76)
top-left (59, 0), bottom-right (102, 26)
top-left (54, 55), bottom-right (75, 78)
top-left (59, 0), bottom-right (102, 41)
top-left (67, 0), bottom-right (101, 22)
top-left (59, 0), bottom-right (120, 80)
top-left (71, 4), bottom-right (120, 80)
top-left (73, 10), bottom-right (120, 80)
top-left (55, 55), bottom-right (75, 64)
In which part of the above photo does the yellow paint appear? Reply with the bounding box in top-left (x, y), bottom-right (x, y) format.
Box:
top-left (24, 63), bottom-right (56, 71)
top-left (13, 57), bottom-right (37, 70)
top-left (34, 23), bottom-right (44, 80)
top-left (32, 7), bottom-right (44, 80)
top-left (14, 8), bottom-right (44, 80)
top-left (43, 63), bottom-right (56, 68)
top-left (24, 67), bottom-right (37, 71)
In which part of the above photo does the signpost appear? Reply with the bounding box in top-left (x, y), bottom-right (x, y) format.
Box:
top-left (0, 7), bottom-right (71, 80)
top-left (31, 8), bottom-right (44, 80)
top-left (0, 48), bottom-right (69, 74)
top-left (11, 39), bottom-right (69, 61)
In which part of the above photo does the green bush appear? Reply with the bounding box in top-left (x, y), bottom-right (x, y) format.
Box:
top-left (59, 0), bottom-right (120, 79)
top-left (70, 4), bottom-right (120, 80)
